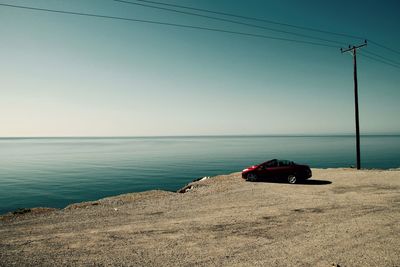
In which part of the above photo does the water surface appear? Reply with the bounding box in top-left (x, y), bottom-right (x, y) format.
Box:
top-left (1, 135), bottom-right (399, 214)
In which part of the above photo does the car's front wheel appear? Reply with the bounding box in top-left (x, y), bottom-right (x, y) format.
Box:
top-left (246, 173), bottom-right (258, 182)
top-left (288, 174), bottom-right (297, 184)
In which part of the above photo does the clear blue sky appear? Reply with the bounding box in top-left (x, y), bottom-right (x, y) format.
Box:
top-left (1, 0), bottom-right (399, 136)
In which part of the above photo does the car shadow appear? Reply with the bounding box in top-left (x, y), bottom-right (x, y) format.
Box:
top-left (254, 179), bottom-right (332, 185)
top-left (297, 179), bottom-right (332, 185)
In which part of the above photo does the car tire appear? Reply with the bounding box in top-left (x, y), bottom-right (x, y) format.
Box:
top-left (246, 173), bottom-right (258, 182)
top-left (288, 174), bottom-right (297, 184)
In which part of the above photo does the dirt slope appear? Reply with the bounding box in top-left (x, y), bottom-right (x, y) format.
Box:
top-left (0, 168), bottom-right (399, 266)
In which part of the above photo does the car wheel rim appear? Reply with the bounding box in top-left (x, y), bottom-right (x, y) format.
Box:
top-left (288, 175), bottom-right (296, 184)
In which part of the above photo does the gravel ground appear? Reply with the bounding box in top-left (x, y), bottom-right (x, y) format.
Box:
top-left (0, 168), bottom-right (399, 267)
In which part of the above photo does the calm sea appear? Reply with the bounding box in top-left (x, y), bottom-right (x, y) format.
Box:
top-left (0, 135), bottom-right (399, 214)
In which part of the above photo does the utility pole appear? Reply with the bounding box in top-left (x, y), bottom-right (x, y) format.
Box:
top-left (341, 40), bottom-right (367, 170)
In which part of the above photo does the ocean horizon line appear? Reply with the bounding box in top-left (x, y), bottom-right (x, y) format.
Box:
top-left (1, 133), bottom-right (400, 139)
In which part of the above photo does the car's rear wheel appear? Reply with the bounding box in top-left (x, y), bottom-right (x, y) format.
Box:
top-left (246, 173), bottom-right (258, 182)
top-left (288, 174), bottom-right (297, 184)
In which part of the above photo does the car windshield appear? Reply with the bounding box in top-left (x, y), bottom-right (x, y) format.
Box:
top-left (264, 159), bottom-right (277, 167)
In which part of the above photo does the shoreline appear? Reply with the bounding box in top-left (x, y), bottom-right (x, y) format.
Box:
top-left (1, 167), bottom-right (399, 218)
top-left (1, 168), bottom-right (399, 266)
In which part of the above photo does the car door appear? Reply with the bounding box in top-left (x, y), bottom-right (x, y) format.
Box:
top-left (253, 164), bottom-right (268, 179)
top-left (275, 161), bottom-right (291, 179)
top-left (264, 160), bottom-right (279, 179)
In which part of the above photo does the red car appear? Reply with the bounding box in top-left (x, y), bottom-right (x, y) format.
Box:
top-left (241, 159), bottom-right (312, 184)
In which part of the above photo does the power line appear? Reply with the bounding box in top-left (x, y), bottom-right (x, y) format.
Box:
top-left (113, 0), bottom-right (346, 46)
top-left (0, 3), bottom-right (339, 49)
top-left (133, 0), bottom-right (400, 57)
top-left (133, 0), bottom-right (366, 41)
top-left (368, 40), bottom-right (400, 56)
top-left (363, 50), bottom-right (400, 66)
top-left (359, 52), bottom-right (400, 70)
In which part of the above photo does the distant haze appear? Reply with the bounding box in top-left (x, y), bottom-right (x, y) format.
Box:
top-left (1, 0), bottom-right (399, 136)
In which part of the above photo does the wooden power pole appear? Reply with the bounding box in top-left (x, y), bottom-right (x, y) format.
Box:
top-left (341, 40), bottom-right (367, 170)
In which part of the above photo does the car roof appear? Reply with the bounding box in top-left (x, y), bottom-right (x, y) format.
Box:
top-left (261, 159), bottom-right (294, 165)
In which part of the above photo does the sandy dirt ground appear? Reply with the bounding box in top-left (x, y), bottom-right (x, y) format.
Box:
top-left (0, 168), bottom-right (399, 267)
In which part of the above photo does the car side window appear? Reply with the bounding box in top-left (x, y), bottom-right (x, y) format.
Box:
top-left (266, 160), bottom-right (277, 168)
top-left (278, 160), bottom-right (292, 167)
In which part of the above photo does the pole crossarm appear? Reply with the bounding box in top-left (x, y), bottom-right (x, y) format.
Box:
top-left (341, 40), bottom-right (367, 53)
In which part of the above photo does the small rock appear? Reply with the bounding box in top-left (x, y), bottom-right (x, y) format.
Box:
top-left (12, 208), bottom-right (31, 215)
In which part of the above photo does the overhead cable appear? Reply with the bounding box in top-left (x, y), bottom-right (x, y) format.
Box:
top-left (132, 0), bottom-right (400, 56)
top-left (359, 52), bottom-right (400, 70)
top-left (132, 0), bottom-right (366, 40)
top-left (0, 3), bottom-right (339, 48)
top-left (113, 0), bottom-right (347, 46)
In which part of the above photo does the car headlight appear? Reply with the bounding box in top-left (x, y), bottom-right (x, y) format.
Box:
top-left (242, 168), bottom-right (248, 172)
